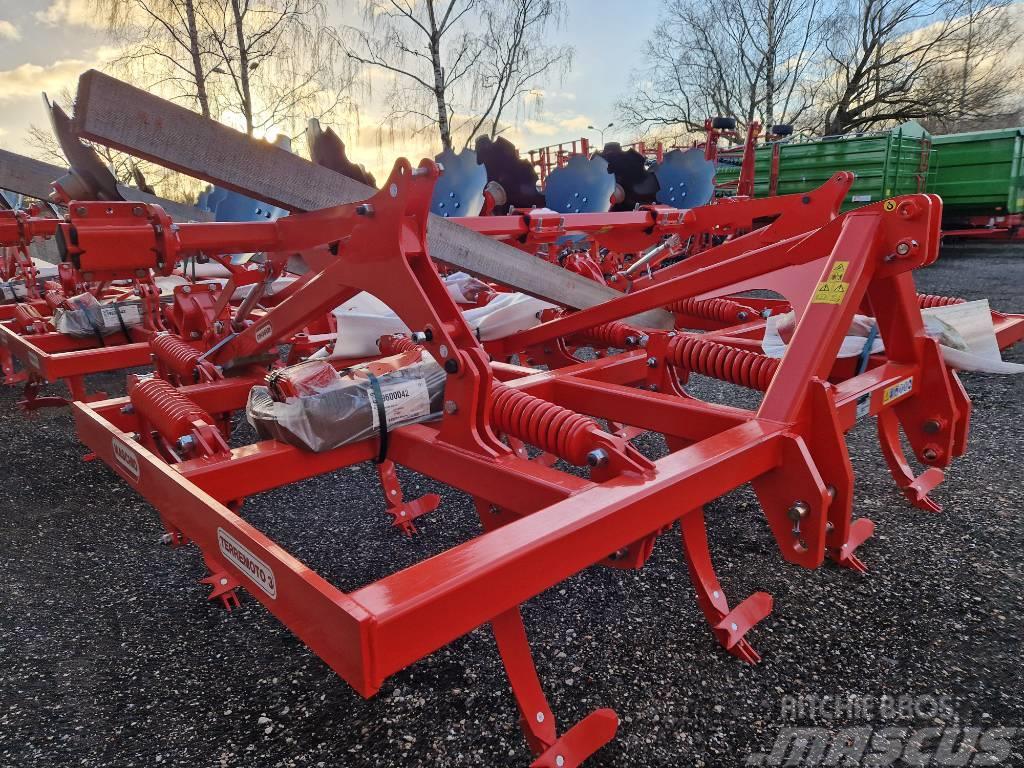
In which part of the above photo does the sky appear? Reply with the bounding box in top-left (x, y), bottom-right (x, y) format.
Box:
top-left (0, 0), bottom-right (662, 181)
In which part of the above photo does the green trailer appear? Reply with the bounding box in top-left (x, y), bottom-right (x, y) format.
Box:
top-left (714, 122), bottom-right (931, 211)
top-left (926, 127), bottom-right (1024, 218)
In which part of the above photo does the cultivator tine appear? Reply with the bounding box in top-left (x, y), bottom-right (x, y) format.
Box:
top-left (376, 459), bottom-right (440, 535)
top-left (200, 570), bottom-right (242, 611)
top-left (680, 508), bottom-right (773, 664)
top-left (832, 518), bottom-right (876, 574)
top-left (476, 497), bottom-right (619, 766)
top-left (877, 409), bottom-right (946, 513)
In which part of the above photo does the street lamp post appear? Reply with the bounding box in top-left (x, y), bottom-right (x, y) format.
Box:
top-left (587, 122), bottom-right (614, 147)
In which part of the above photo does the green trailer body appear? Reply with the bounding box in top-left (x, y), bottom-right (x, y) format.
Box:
top-left (926, 128), bottom-right (1024, 217)
top-left (714, 122), bottom-right (931, 211)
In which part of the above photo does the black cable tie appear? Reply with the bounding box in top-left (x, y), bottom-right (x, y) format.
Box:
top-left (367, 372), bottom-right (389, 464)
top-left (113, 303), bottom-right (131, 340)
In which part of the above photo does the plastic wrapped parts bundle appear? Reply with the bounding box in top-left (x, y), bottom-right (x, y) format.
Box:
top-left (0, 280), bottom-right (28, 303)
top-left (52, 292), bottom-right (144, 338)
top-left (246, 354), bottom-right (446, 453)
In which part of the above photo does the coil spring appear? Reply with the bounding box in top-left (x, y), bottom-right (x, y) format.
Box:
top-left (490, 383), bottom-right (596, 466)
top-left (151, 333), bottom-right (203, 379)
top-left (378, 334), bottom-right (422, 355)
top-left (14, 303), bottom-right (47, 333)
top-left (667, 335), bottom-right (780, 391)
top-left (580, 321), bottom-right (642, 348)
top-left (131, 378), bottom-right (212, 441)
top-left (668, 297), bottom-right (756, 323)
top-left (917, 293), bottom-right (965, 309)
top-left (43, 289), bottom-right (66, 311)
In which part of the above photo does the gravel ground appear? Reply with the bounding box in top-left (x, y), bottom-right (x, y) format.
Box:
top-left (1, 246), bottom-right (1022, 767)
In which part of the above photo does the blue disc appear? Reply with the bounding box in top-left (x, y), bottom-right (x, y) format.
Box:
top-left (431, 149), bottom-right (487, 218)
top-left (654, 148), bottom-right (716, 208)
top-left (544, 154), bottom-right (615, 214)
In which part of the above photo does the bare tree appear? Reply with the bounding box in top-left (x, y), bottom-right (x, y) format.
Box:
top-left (464, 0), bottom-right (573, 144)
top-left (817, 0), bottom-right (1021, 134)
top-left (918, 0), bottom-right (1023, 132)
top-left (92, 0), bottom-right (219, 118)
top-left (202, 0), bottom-right (352, 138)
top-left (618, 0), bottom-right (831, 138)
top-left (346, 1), bottom-right (483, 150)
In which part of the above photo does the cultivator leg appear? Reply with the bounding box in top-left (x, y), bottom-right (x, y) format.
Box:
top-left (680, 508), bottom-right (773, 664)
top-left (376, 459), bottom-right (440, 535)
top-left (493, 608), bottom-right (618, 767)
top-left (475, 498), bottom-right (618, 766)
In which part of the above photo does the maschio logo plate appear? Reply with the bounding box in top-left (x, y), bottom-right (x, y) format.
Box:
top-left (254, 321), bottom-right (273, 344)
top-left (112, 437), bottom-right (141, 481)
top-left (217, 528), bottom-right (277, 599)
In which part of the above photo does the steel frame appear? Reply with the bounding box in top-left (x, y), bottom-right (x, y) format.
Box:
top-left (67, 158), bottom-right (975, 765)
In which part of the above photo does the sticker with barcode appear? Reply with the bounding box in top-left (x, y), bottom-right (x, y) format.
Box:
top-left (855, 393), bottom-right (871, 420)
top-left (370, 376), bottom-right (431, 429)
top-left (100, 304), bottom-right (143, 329)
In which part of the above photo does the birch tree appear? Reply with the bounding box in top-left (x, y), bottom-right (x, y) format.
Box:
top-left (346, 0), bottom-right (482, 150)
top-left (619, 0), bottom-right (832, 137)
top-left (465, 0), bottom-right (573, 143)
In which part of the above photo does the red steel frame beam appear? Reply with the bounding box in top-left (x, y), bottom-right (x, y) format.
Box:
top-left (68, 160), bottom-right (966, 765)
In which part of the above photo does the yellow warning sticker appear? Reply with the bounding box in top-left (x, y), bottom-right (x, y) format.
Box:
top-left (883, 199), bottom-right (897, 211)
top-left (811, 260), bottom-right (850, 305)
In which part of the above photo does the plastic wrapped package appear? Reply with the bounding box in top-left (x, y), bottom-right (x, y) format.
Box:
top-left (52, 292), bottom-right (145, 338)
top-left (329, 288), bottom-right (557, 358)
top-left (246, 355), bottom-right (447, 452)
top-left (0, 280), bottom-right (28, 303)
top-left (762, 300), bottom-right (1024, 374)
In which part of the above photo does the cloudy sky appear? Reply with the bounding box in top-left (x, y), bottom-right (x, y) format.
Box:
top-left (0, 0), bottom-right (660, 179)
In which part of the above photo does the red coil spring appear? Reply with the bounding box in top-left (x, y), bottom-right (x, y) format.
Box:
top-left (151, 333), bottom-right (203, 379)
top-left (14, 303), bottom-right (49, 334)
top-left (917, 293), bottom-right (965, 309)
top-left (43, 289), bottom-right (67, 311)
top-left (667, 335), bottom-right (780, 391)
top-left (668, 297), bottom-right (757, 323)
top-left (490, 383), bottom-right (596, 465)
top-left (131, 378), bottom-right (212, 441)
top-left (580, 321), bottom-right (642, 348)
top-left (378, 334), bottom-right (422, 355)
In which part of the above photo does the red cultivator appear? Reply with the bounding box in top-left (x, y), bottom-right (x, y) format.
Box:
top-left (63, 155), bottom-right (996, 765)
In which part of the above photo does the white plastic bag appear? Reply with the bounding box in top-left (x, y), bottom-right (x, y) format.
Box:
top-left (761, 300), bottom-right (1023, 374)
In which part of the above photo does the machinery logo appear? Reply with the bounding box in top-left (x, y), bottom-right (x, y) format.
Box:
top-left (112, 437), bottom-right (141, 481)
top-left (255, 321), bottom-right (273, 344)
top-left (217, 528), bottom-right (277, 599)
top-left (883, 377), bottom-right (914, 404)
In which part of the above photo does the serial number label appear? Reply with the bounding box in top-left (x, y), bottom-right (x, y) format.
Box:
top-left (883, 377), bottom-right (914, 404)
top-left (218, 528), bottom-right (277, 600)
